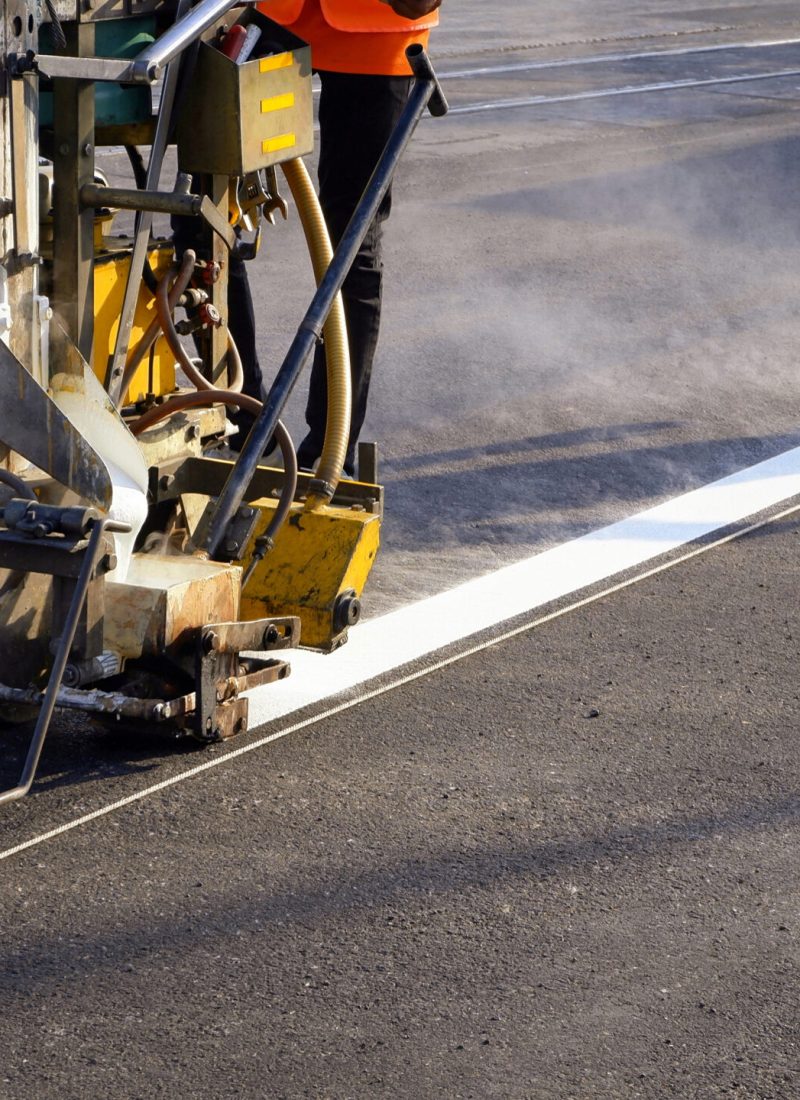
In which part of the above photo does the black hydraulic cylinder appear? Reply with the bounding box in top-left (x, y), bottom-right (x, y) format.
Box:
top-left (204, 46), bottom-right (448, 557)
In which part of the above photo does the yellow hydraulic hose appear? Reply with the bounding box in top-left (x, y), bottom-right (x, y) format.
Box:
top-left (280, 157), bottom-right (351, 510)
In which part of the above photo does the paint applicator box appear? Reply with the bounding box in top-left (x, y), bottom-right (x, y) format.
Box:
top-left (175, 14), bottom-right (313, 177)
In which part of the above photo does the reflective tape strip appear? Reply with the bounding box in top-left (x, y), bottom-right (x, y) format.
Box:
top-left (261, 133), bottom-right (295, 154)
top-left (261, 93), bottom-right (295, 113)
top-left (259, 53), bottom-right (293, 73)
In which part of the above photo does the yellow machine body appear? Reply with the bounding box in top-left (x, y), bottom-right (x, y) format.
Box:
top-left (92, 241), bottom-right (177, 404)
top-left (239, 495), bottom-right (380, 652)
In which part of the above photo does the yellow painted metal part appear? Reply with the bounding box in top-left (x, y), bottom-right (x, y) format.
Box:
top-left (92, 242), bottom-right (176, 404)
top-left (239, 496), bottom-right (381, 652)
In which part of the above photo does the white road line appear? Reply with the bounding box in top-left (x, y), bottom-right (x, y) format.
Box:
top-left (247, 445), bottom-right (800, 726)
top-left (439, 36), bottom-right (800, 80)
top-left (3, 445), bottom-right (800, 862)
top-left (309, 37), bottom-right (800, 97)
top-left (446, 67), bottom-right (800, 117)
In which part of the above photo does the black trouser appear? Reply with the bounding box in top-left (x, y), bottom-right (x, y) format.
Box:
top-left (294, 70), bottom-right (412, 475)
top-left (175, 72), bottom-right (411, 472)
top-left (221, 70), bottom-right (412, 473)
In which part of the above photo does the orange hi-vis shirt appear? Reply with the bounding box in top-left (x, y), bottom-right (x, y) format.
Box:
top-left (257, 0), bottom-right (438, 75)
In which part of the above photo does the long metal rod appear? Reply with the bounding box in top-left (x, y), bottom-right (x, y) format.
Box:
top-left (82, 183), bottom-right (236, 250)
top-left (0, 519), bottom-right (123, 807)
top-left (0, 682), bottom-right (187, 722)
top-left (129, 0), bottom-right (241, 82)
top-left (105, 0), bottom-right (190, 406)
top-left (82, 182), bottom-right (206, 216)
top-left (203, 47), bottom-right (447, 557)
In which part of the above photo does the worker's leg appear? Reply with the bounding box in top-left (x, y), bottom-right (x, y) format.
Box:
top-left (296, 70), bottom-right (413, 476)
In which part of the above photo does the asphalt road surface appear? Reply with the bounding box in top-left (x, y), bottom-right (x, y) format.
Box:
top-left (3, 2), bottom-right (800, 1096)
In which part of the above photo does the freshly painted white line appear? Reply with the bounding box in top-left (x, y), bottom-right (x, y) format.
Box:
top-left (246, 444), bottom-right (800, 726)
top-left (440, 37), bottom-right (800, 80)
top-left (4, 446), bottom-right (800, 863)
top-left (446, 68), bottom-right (800, 117)
top-left (3, 495), bottom-right (799, 865)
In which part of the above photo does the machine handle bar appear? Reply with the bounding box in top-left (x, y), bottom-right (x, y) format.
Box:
top-left (129, 0), bottom-right (243, 82)
top-left (204, 45), bottom-right (448, 557)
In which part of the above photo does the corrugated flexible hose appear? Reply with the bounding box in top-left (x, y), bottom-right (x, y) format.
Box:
top-left (280, 158), bottom-right (351, 510)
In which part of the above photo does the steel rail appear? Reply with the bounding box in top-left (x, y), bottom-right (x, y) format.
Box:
top-left (105, 0), bottom-right (191, 405)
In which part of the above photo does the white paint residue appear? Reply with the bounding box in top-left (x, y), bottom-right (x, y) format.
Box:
top-left (3, 460), bottom-right (800, 861)
top-left (50, 368), bottom-right (148, 582)
top-left (103, 466), bottom-right (150, 582)
top-left (246, 444), bottom-right (800, 726)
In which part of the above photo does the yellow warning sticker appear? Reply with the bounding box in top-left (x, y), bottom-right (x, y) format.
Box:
top-left (260, 93), bottom-right (295, 114)
top-left (261, 133), bottom-right (296, 155)
top-left (259, 53), bottom-right (293, 73)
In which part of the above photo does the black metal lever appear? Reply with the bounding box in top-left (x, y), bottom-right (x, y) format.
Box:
top-left (204, 45), bottom-right (448, 557)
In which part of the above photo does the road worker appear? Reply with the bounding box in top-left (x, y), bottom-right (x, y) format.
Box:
top-left (233, 0), bottom-right (443, 474)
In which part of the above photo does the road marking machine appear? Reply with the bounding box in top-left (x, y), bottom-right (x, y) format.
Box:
top-left (0, 0), bottom-right (446, 804)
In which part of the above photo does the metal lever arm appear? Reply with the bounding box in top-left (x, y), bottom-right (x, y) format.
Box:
top-left (129, 0), bottom-right (243, 82)
top-left (81, 183), bottom-right (237, 250)
top-left (36, 0), bottom-right (240, 84)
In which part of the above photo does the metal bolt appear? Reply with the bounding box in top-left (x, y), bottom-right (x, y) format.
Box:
top-left (186, 424), bottom-right (201, 442)
top-left (82, 142), bottom-right (93, 157)
top-left (333, 593), bottom-right (361, 632)
top-left (263, 625), bottom-right (279, 648)
top-left (152, 703), bottom-right (165, 721)
top-left (158, 473), bottom-right (175, 492)
top-left (99, 552), bottom-right (117, 574)
top-left (224, 538), bottom-right (239, 556)
top-left (62, 664), bottom-right (80, 688)
top-left (202, 631), bottom-right (219, 654)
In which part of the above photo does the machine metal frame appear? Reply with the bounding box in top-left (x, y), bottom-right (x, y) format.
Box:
top-left (0, 0), bottom-right (446, 804)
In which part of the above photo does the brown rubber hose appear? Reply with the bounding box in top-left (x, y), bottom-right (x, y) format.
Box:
top-left (119, 250), bottom-right (197, 405)
top-left (131, 392), bottom-right (297, 563)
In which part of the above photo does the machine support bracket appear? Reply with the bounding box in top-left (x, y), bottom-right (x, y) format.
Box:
top-left (80, 183), bottom-right (236, 250)
top-left (0, 513), bottom-right (130, 807)
top-left (194, 616), bottom-right (299, 741)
